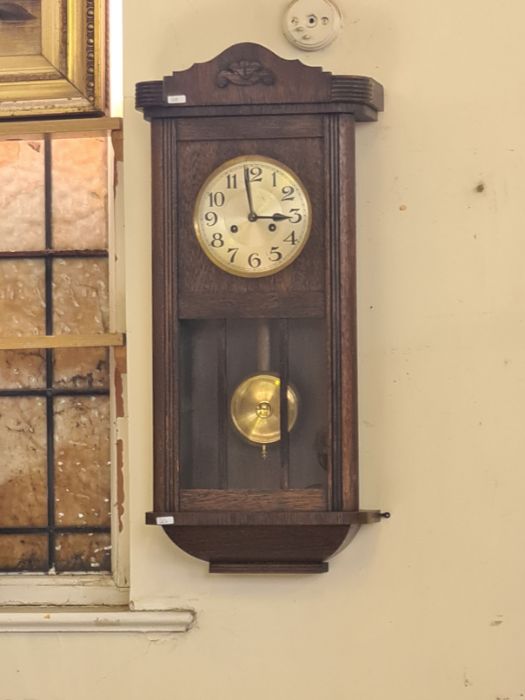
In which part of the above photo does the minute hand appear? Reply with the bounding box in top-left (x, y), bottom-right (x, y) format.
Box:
top-left (253, 213), bottom-right (292, 221)
top-left (243, 167), bottom-right (257, 220)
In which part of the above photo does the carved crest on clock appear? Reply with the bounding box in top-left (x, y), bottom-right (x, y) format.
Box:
top-left (216, 60), bottom-right (275, 88)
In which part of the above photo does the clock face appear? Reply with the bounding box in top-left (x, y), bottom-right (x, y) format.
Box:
top-left (193, 155), bottom-right (311, 277)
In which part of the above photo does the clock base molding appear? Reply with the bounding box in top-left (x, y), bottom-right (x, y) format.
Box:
top-left (146, 510), bottom-right (381, 526)
top-left (209, 562), bottom-right (329, 574)
top-left (147, 511), bottom-right (381, 573)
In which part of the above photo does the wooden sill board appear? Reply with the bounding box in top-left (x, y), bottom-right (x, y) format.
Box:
top-left (0, 333), bottom-right (125, 350)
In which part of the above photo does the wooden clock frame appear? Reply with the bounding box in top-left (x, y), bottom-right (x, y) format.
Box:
top-left (136, 43), bottom-right (385, 573)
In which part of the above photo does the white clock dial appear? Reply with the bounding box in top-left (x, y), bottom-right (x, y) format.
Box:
top-left (194, 155), bottom-right (311, 278)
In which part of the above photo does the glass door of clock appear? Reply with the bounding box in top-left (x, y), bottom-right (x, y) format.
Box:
top-left (179, 317), bottom-right (328, 508)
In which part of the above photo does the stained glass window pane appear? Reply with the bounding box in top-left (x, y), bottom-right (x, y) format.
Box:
top-left (51, 136), bottom-right (108, 250)
top-left (0, 535), bottom-right (48, 572)
top-left (0, 349), bottom-right (46, 389)
top-left (54, 532), bottom-right (111, 573)
top-left (0, 139), bottom-right (45, 252)
top-left (0, 260), bottom-right (45, 335)
top-left (53, 348), bottom-right (109, 389)
top-left (54, 396), bottom-right (111, 528)
top-left (0, 397), bottom-right (47, 527)
top-left (52, 258), bottom-right (109, 334)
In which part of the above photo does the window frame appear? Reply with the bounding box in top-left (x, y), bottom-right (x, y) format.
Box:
top-left (0, 117), bottom-right (129, 606)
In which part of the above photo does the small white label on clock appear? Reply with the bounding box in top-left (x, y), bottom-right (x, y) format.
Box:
top-left (167, 94), bottom-right (187, 104)
top-left (156, 516), bottom-right (175, 525)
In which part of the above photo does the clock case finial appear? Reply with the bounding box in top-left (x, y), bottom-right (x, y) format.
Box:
top-left (136, 42), bottom-right (383, 121)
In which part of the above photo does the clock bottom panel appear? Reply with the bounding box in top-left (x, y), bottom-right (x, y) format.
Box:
top-left (179, 488), bottom-right (326, 511)
top-left (179, 318), bottom-right (329, 506)
top-left (161, 523), bottom-right (356, 573)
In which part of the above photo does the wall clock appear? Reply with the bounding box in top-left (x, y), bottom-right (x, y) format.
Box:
top-left (136, 43), bottom-right (386, 573)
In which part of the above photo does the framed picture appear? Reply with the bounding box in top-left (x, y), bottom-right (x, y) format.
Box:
top-left (0, 0), bottom-right (107, 118)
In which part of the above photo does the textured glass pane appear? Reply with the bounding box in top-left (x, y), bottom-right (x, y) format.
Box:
top-left (52, 136), bottom-right (108, 250)
top-left (0, 397), bottom-right (47, 527)
top-left (54, 532), bottom-right (111, 573)
top-left (0, 139), bottom-right (45, 251)
top-left (53, 348), bottom-right (109, 389)
top-left (54, 396), bottom-right (110, 527)
top-left (0, 535), bottom-right (48, 573)
top-left (0, 349), bottom-right (46, 389)
top-left (0, 260), bottom-right (45, 335)
top-left (52, 258), bottom-right (109, 334)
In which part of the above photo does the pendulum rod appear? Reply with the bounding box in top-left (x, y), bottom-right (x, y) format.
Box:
top-left (257, 319), bottom-right (271, 459)
top-left (256, 319), bottom-right (271, 372)
top-left (278, 319), bottom-right (290, 489)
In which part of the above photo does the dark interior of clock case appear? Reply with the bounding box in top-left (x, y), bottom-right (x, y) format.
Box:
top-left (179, 318), bottom-right (328, 503)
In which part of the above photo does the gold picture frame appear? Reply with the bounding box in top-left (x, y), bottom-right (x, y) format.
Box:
top-left (0, 0), bottom-right (107, 118)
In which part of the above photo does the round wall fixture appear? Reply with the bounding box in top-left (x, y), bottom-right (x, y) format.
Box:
top-left (282, 0), bottom-right (343, 52)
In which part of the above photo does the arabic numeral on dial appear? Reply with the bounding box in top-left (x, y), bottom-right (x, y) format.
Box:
top-left (248, 252), bottom-right (262, 268)
top-left (210, 232), bottom-right (224, 248)
top-left (281, 186), bottom-right (295, 201)
top-left (204, 211), bottom-right (218, 226)
top-left (226, 173), bottom-right (238, 189)
top-left (289, 208), bottom-right (302, 223)
top-left (283, 231), bottom-right (298, 246)
top-left (207, 192), bottom-right (225, 207)
top-left (272, 171), bottom-right (277, 187)
top-left (227, 247), bottom-right (239, 263)
top-left (249, 166), bottom-right (263, 182)
top-left (268, 246), bottom-right (283, 262)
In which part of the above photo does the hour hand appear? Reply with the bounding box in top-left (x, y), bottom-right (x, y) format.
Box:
top-left (253, 213), bottom-right (292, 221)
top-left (243, 167), bottom-right (257, 221)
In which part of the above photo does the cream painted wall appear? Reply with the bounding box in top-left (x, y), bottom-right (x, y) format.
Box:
top-left (2, 1), bottom-right (525, 699)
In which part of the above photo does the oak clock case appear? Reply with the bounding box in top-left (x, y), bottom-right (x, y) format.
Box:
top-left (136, 43), bottom-right (385, 574)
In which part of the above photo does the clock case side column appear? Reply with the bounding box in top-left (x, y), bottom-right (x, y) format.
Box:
top-left (150, 119), bottom-right (179, 513)
top-left (326, 113), bottom-right (359, 514)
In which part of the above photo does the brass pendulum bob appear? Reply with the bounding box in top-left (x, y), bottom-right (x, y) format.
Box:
top-left (230, 373), bottom-right (299, 452)
top-left (230, 320), bottom-right (299, 456)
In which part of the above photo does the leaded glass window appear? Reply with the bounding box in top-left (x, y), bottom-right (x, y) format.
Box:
top-left (0, 132), bottom-right (119, 573)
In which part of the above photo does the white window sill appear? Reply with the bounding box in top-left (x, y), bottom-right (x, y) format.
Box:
top-left (0, 574), bottom-right (128, 607)
top-left (0, 607), bottom-right (196, 633)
